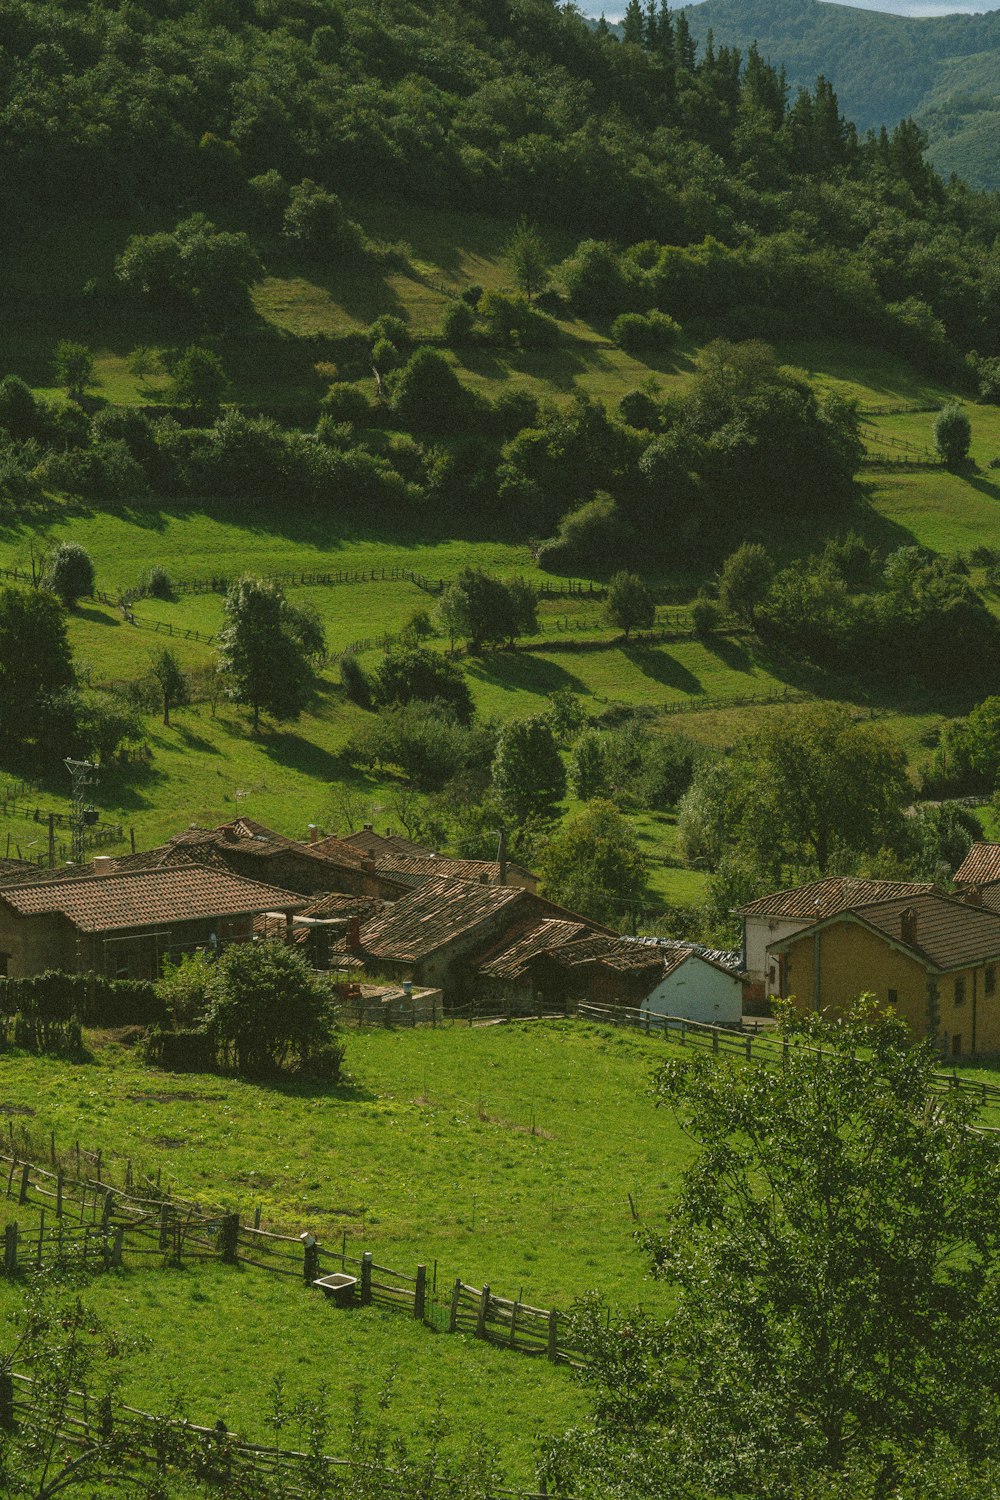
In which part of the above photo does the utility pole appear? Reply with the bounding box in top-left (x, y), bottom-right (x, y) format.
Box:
top-left (63, 759), bottom-right (97, 865)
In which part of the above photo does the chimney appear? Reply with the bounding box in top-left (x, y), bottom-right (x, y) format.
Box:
top-left (307, 824), bottom-right (319, 844)
top-left (93, 856), bottom-right (114, 875)
top-left (497, 827), bottom-right (508, 886)
top-left (363, 823), bottom-right (373, 832)
top-left (346, 915), bottom-right (361, 951)
top-left (966, 884), bottom-right (983, 907)
top-left (900, 906), bottom-right (918, 946)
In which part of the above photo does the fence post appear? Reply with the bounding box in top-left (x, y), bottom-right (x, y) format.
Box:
top-left (302, 1234), bottom-right (319, 1284)
top-left (547, 1309), bottom-right (559, 1363)
top-left (360, 1251), bottom-right (373, 1306)
top-left (448, 1278), bottom-right (462, 1332)
top-left (220, 1214), bottom-right (240, 1265)
top-left (56, 1170), bottom-right (63, 1218)
top-left (4, 1222), bottom-right (17, 1275)
top-left (476, 1284), bottom-right (491, 1339)
top-left (111, 1227), bottom-right (124, 1268)
top-left (0, 1372), bottom-right (14, 1431)
top-left (101, 1189), bottom-right (114, 1227)
top-left (414, 1264), bottom-right (426, 1321)
top-left (158, 1202), bottom-right (170, 1251)
top-left (18, 1163), bottom-right (29, 1205)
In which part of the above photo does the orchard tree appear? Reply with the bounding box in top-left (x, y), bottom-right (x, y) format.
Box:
top-left (372, 644), bottom-right (474, 725)
top-left (170, 345), bottom-right (228, 419)
top-left (605, 570), bottom-right (655, 640)
top-left (53, 340), bottom-right (96, 399)
top-left (151, 646), bottom-right (189, 726)
top-left (934, 402), bottom-right (971, 468)
top-left (539, 799), bottom-right (646, 925)
top-left (504, 218), bottom-right (550, 302)
top-left (216, 577), bottom-right (318, 731)
top-left (46, 541), bottom-right (95, 608)
top-left (439, 568), bottom-right (537, 652)
top-left (492, 715), bottom-right (566, 822)
top-left (718, 542), bottom-right (774, 628)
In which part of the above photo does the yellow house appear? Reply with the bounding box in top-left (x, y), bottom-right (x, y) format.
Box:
top-left (767, 892), bottom-right (1000, 1057)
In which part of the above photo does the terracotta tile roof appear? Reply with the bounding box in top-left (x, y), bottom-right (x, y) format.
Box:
top-left (478, 919), bottom-right (589, 979)
top-left (340, 829), bottom-right (436, 859)
top-left (350, 877), bottom-right (527, 963)
top-left (954, 843), bottom-right (1000, 888)
top-left (0, 865), bottom-right (303, 934)
top-left (768, 891), bottom-right (1000, 973)
top-left (554, 935), bottom-right (665, 973)
top-left (299, 892), bottom-right (386, 922)
top-left (372, 852), bottom-right (535, 885)
top-left (738, 876), bottom-right (936, 921)
top-left (168, 820), bottom-right (349, 868)
top-left (307, 834), bottom-right (373, 868)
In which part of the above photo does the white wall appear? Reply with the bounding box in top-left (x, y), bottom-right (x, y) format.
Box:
top-left (641, 955), bottom-right (742, 1026)
top-left (745, 915), bottom-right (812, 988)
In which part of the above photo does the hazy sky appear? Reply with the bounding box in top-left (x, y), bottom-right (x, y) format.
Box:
top-left (585, 2), bottom-right (1000, 17)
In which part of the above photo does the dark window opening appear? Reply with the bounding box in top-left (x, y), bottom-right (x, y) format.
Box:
top-left (955, 977), bottom-right (967, 1006)
top-left (887, 988), bottom-right (897, 1006)
top-left (986, 966), bottom-right (996, 996)
top-left (952, 1033), bottom-right (962, 1056)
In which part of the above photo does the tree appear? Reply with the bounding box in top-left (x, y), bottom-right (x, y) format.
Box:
top-left (170, 345), bottom-right (228, 419)
top-left (539, 800), bottom-right (646, 925)
top-left (569, 731), bottom-right (609, 801)
top-left (46, 541), bottom-right (95, 608)
top-left (934, 402), bottom-right (971, 468)
top-left (492, 716), bottom-right (566, 823)
top-left (372, 645), bottom-right (474, 725)
top-left (151, 647), bottom-right (189, 726)
top-left (205, 939), bottom-right (342, 1077)
top-left (504, 219), bottom-right (550, 302)
top-left (215, 577), bottom-right (315, 730)
top-left (0, 587), bottom-right (75, 755)
top-left (391, 346), bottom-right (472, 432)
top-left (605, 571), bottom-right (655, 640)
top-left (282, 179), bottom-right (364, 259)
top-left (439, 568), bottom-right (536, 653)
top-left (718, 541), bottom-right (774, 628)
top-left (52, 340), bottom-right (96, 399)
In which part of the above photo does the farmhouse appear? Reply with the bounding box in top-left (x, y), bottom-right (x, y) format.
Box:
top-left (337, 876), bottom-right (603, 999)
top-left (0, 863), bottom-right (304, 980)
top-left (767, 890), bottom-right (1000, 1055)
top-left (738, 875), bottom-right (937, 997)
top-left (954, 842), bottom-right (1000, 911)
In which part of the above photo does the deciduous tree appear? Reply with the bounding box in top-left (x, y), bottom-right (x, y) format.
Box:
top-left (539, 799), bottom-right (646, 925)
top-left (215, 577), bottom-right (317, 731)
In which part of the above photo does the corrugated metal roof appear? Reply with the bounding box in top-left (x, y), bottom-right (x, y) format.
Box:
top-left (629, 936), bottom-right (744, 973)
top-left (0, 865), bottom-right (303, 934)
top-left (738, 876), bottom-right (936, 920)
top-left (954, 842), bottom-right (1000, 888)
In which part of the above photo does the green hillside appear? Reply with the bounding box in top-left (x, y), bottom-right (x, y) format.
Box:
top-left (684, 0), bottom-right (1000, 187)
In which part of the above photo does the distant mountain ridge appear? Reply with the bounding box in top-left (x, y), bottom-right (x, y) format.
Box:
top-left (679, 0), bottom-right (1000, 186)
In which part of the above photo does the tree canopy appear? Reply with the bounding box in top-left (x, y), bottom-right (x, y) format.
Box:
top-left (216, 577), bottom-right (320, 730)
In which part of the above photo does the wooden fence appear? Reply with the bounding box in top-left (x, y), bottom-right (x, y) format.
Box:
top-left (448, 1279), bottom-right (581, 1365)
top-left (3, 1372), bottom-right (568, 1500)
top-left (0, 1133), bottom-right (577, 1366)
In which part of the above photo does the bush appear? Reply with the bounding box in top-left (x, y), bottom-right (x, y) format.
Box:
top-left (143, 565), bottom-right (174, 600)
top-left (618, 389), bottom-right (661, 430)
top-left (691, 598), bottom-right (720, 636)
top-left (370, 338), bottom-right (400, 373)
top-left (372, 644), bottom-right (474, 725)
top-left (46, 542), bottom-right (95, 608)
top-left (321, 382), bottom-right (371, 424)
top-left (0, 375), bottom-right (45, 441)
top-left (478, 291), bottom-right (558, 350)
top-left (934, 403), bottom-right (972, 468)
top-left (283, 179), bottom-right (366, 259)
top-left (0, 972), bottom-right (165, 1027)
top-left (442, 300), bottom-right (477, 347)
top-left (391, 347), bottom-right (478, 432)
top-left (143, 1026), bottom-right (215, 1072)
top-left (368, 314), bottom-right (411, 353)
top-left (536, 493), bottom-right (634, 575)
top-left (610, 310), bottom-right (680, 352)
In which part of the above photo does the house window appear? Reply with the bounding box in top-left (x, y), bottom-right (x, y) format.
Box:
top-left (887, 988), bottom-right (897, 1007)
top-left (954, 977), bottom-right (966, 1006)
top-left (986, 966), bottom-right (996, 996)
top-left (952, 1033), bottom-right (962, 1056)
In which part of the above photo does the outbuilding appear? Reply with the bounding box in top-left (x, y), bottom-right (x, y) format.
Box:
top-left (639, 947), bottom-right (744, 1028)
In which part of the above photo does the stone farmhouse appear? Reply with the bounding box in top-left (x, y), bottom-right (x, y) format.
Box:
top-left (953, 842), bottom-right (1000, 911)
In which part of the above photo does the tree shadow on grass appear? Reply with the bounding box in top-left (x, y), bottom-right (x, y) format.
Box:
top-left (465, 650), bottom-right (591, 700)
top-left (169, 725), bottom-right (222, 755)
top-left (623, 645), bottom-right (703, 695)
top-left (74, 604), bottom-right (120, 626)
top-left (253, 1073), bottom-right (377, 1105)
top-left (257, 729), bottom-right (345, 781)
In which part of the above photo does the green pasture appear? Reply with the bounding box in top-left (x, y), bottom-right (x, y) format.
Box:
top-left (0, 1024), bottom-right (686, 1306)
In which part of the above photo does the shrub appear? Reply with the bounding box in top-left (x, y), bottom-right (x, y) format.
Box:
top-left (370, 338), bottom-right (399, 373)
top-left (391, 347), bottom-right (477, 432)
top-left (691, 598), bottom-right (720, 636)
top-left (144, 1027), bottom-right (216, 1072)
top-left (283, 179), bottom-right (366, 259)
top-left (46, 542), bottom-right (95, 608)
top-left (618, 389), bottom-right (661, 430)
top-left (368, 314), bottom-right (411, 352)
top-left (321, 382), bottom-right (371, 424)
top-left (478, 291), bottom-right (558, 350)
top-left (611, 310), bottom-right (680, 352)
top-left (206, 939), bottom-right (340, 1077)
top-left (442, 300), bottom-right (477, 347)
top-left (0, 375), bottom-right (45, 441)
top-left (536, 493), bottom-right (634, 575)
top-left (934, 403), bottom-right (971, 468)
top-left (372, 644), bottom-right (474, 725)
top-left (143, 565), bottom-right (174, 600)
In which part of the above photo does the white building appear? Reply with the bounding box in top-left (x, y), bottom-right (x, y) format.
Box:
top-left (639, 947), bottom-right (743, 1027)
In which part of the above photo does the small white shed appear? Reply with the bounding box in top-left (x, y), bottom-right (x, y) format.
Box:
top-left (640, 949), bottom-right (743, 1027)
